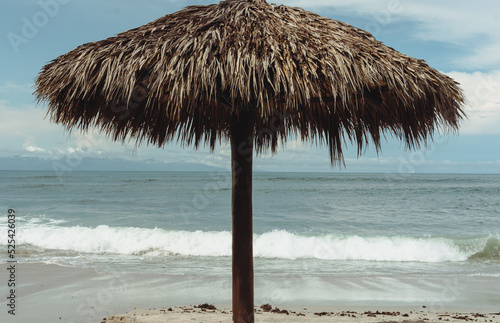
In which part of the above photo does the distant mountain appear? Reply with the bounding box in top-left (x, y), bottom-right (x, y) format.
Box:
top-left (0, 156), bottom-right (225, 172)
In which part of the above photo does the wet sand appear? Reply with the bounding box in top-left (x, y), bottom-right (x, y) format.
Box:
top-left (1, 263), bottom-right (499, 323)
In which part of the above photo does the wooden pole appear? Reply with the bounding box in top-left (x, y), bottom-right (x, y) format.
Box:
top-left (231, 109), bottom-right (254, 323)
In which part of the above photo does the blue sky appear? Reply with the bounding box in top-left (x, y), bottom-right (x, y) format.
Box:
top-left (1, 0), bottom-right (499, 173)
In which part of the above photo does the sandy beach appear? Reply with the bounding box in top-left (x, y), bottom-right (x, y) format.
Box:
top-left (2, 263), bottom-right (499, 323)
top-left (99, 305), bottom-right (499, 322)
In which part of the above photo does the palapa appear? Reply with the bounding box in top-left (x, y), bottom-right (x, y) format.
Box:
top-left (35, 0), bottom-right (465, 322)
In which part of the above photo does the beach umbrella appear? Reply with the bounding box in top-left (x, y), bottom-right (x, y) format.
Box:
top-left (34, 0), bottom-right (465, 322)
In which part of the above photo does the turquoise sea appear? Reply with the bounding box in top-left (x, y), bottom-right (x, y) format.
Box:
top-left (1, 171), bottom-right (500, 313)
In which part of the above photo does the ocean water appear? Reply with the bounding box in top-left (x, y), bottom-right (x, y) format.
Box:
top-left (1, 170), bottom-right (500, 308)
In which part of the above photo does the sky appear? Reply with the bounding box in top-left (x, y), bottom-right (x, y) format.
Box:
top-left (1, 0), bottom-right (499, 173)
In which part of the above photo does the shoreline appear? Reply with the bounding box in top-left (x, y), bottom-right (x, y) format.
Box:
top-left (99, 304), bottom-right (500, 322)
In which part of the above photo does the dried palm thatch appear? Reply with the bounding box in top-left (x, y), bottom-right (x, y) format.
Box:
top-left (35, 0), bottom-right (465, 164)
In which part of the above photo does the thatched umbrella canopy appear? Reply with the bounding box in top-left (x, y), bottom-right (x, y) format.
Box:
top-left (35, 0), bottom-right (465, 322)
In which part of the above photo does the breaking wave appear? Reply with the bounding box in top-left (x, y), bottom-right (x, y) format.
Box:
top-left (9, 223), bottom-right (498, 262)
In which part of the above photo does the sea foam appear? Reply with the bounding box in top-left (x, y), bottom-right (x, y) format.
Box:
top-left (13, 224), bottom-right (480, 262)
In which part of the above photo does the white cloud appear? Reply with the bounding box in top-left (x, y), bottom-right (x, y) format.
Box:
top-left (72, 130), bottom-right (110, 154)
top-left (23, 145), bottom-right (46, 153)
top-left (0, 82), bottom-right (33, 94)
top-left (0, 100), bottom-right (62, 140)
top-left (447, 70), bottom-right (500, 134)
top-left (0, 99), bottom-right (134, 159)
top-left (397, 1), bottom-right (500, 69)
top-left (286, 0), bottom-right (390, 11)
top-left (218, 143), bottom-right (231, 157)
top-left (287, 0), bottom-right (500, 70)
